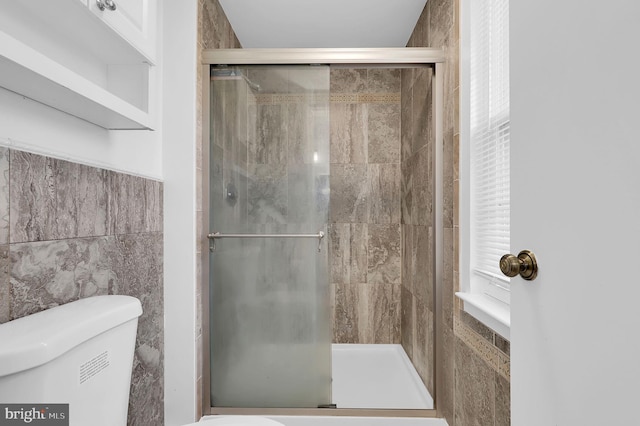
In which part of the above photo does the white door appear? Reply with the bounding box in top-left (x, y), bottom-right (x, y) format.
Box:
top-left (510, 1), bottom-right (640, 425)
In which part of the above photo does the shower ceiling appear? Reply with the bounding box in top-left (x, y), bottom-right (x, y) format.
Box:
top-left (218, 0), bottom-right (428, 48)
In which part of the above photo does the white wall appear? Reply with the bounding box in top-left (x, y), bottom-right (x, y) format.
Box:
top-left (161, 0), bottom-right (199, 424)
top-left (0, 81), bottom-right (162, 179)
top-left (0, 2), bottom-right (202, 424)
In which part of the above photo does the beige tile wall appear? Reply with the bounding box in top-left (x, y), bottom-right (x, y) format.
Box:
top-left (197, 0), bottom-right (241, 415)
top-left (329, 69), bottom-right (403, 345)
top-left (400, 64), bottom-right (436, 395)
top-left (406, 0), bottom-right (512, 424)
top-left (0, 148), bottom-right (164, 426)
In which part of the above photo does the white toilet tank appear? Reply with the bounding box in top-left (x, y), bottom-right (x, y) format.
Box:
top-left (0, 295), bottom-right (142, 426)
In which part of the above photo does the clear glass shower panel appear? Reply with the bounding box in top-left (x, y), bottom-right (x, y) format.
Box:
top-left (209, 66), bottom-right (331, 408)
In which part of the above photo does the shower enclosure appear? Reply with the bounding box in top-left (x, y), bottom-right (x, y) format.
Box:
top-left (202, 48), bottom-right (444, 416)
top-left (208, 65), bottom-right (332, 408)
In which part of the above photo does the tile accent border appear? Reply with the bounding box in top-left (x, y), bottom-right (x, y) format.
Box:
top-left (331, 93), bottom-right (401, 104)
top-left (244, 93), bottom-right (401, 105)
top-left (454, 315), bottom-right (510, 381)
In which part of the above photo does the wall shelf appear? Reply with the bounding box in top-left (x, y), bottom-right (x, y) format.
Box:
top-left (0, 0), bottom-right (156, 130)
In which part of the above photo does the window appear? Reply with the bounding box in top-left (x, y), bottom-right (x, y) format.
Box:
top-left (459, 0), bottom-right (511, 338)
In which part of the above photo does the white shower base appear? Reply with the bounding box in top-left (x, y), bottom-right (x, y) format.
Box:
top-left (201, 344), bottom-right (442, 425)
top-left (267, 416), bottom-right (447, 426)
top-left (331, 344), bottom-right (433, 409)
top-left (200, 417), bottom-right (447, 426)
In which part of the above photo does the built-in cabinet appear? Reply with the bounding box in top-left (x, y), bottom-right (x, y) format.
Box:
top-left (0, 0), bottom-right (157, 130)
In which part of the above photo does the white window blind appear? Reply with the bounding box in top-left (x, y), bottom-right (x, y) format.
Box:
top-left (470, 0), bottom-right (510, 286)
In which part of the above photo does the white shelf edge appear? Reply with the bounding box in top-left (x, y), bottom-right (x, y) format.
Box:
top-left (455, 292), bottom-right (510, 340)
top-left (0, 29), bottom-right (153, 130)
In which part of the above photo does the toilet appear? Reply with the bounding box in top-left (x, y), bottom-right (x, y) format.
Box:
top-left (0, 295), bottom-right (142, 426)
top-left (184, 416), bottom-right (285, 426)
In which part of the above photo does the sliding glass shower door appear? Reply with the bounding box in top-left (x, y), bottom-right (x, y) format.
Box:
top-left (209, 66), bottom-right (331, 408)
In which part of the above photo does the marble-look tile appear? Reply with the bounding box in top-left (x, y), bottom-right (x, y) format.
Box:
top-left (440, 324), bottom-right (455, 424)
top-left (414, 299), bottom-right (434, 394)
top-left (329, 223), bottom-right (350, 283)
top-left (287, 103), bottom-right (311, 165)
top-left (77, 165), bottom-right (109, 238)
top-left (357, 283), bottom-right (395, 344)
top-left (390, 284), bottom-right (401, 344)
top-left (411, 2), bottom-right (429, 47)
top-left (402, 225), bottom-right (414, 294)
top-left (349, 223), bottom-right (367, 284)
top-left (9, 237), bottom-right (120, 320)
top-left (367, 69), bottom-right (401, 93)
top-left (412, 68), bottom-right (431, 155)
top-left (53, 159), bottom-right (80, 240)
top-left (287, 164), bottom-right (314, 224)
top-left (495, 372), bottom-right (511, 426)
top-left (114, 173), bottom-right (154, 235)
top-left (330, 69), bottom-right (367, 93)
top-left (368, 103), bottom-right (400, 164)
top-left (443, 128), bottom-right (455, 228)
top-left (368, 163), bottom-right (401, 224)
top-left (220, 139), bottom-right (249, 231)
top-left (286, 166), bottom-right (329, 226)
top-left (315, 173), bottom-right (330, 225)
top-left (400, 286), bottom-right (415, 360)
top-left (202, 0), bottom-right (234, 49)
top-left (442, 228), bottom-right (454, 330)
top-left (0, 245), bottom-right (9, 323)
top-left (288, 68), bottom-right (330, 94)
top-left (129, 333), bottom-right (164, 426)
top-left (209, 144), bottom-right (226, 230)
top-left (367, 224), bottom-right (401, 284)
top-left (248, 164), bottom-right (287, 224)
top-left (0, 148), bottom-right (8, 244)
top-left (330, 103), bottom-right (368, 164)
top-left (144, 179), bottom-right (163, 233)
top-left (110, 171), bottom-right (132, 235)
top-left (412, 146), bottom-right (433, 227)
top-left (329, 164), bottom-right (368, 223)
top-left (495, 333), bottom-right (510, 356)
top-left (401, 156), bottom-right (414, 225)
top-left (454, 336), bottom-right (496, 426)
top-left (10, 152), bottom-right (79, 243)
top-left (333, 282), bottom-right (359, 343)
top-left (413, 225), bottom-right (432, 309)
top-left (246, 68), bottom-right (289, 94)
top-left (115, 232), bottom-right (163, 372)
top-left (443, 50), bottom-right (457, 136)
top-left (400, 70), bottom-right (414, 163)
top-left (461, 309), bottom-right (494, 343)
top-left (249, 104), bottom-right (287, 165)
top-left (330, 283), bottom-right (336, 341)
top-left (429, 0), bottom-right (454, 49)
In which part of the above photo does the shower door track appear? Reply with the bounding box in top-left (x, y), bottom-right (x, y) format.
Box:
top-left (201, 47), bottom-right (445, 420)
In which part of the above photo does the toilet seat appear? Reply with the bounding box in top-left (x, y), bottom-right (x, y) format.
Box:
top-left (183, 415), bottom-right (285, 426)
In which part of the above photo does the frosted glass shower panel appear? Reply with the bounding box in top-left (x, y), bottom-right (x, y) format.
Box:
top-left (209, 66), bottom-right (331, 408)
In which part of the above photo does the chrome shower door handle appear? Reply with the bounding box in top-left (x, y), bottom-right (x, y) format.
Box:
top-left (500, 250), bottom-right (538, 280)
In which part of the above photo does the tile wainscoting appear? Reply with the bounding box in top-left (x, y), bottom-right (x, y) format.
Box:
top-left (0, 146), bottom-right (164, 426)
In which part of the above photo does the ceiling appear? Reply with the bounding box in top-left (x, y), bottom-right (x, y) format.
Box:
top-left (218, 0), bottom-right (428, 48)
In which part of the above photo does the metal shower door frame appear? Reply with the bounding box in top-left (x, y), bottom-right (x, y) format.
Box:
top-left (201, 47), bottom-right (445, 419)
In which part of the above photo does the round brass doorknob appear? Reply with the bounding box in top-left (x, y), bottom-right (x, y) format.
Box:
top-left (499, 250), bottom-right (538, 280)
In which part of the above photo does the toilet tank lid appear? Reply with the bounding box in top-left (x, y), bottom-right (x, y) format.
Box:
top-left (0, 295), bottom-right (142, 377)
